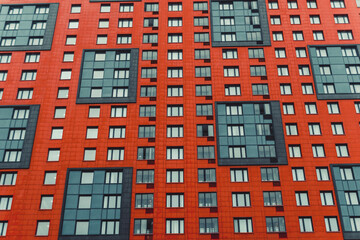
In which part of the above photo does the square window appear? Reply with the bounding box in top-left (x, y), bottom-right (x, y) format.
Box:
top-left (88, 106), bottom-right (100, 118)
top-left (75, 221), bottom-right (89, 235)
top-left (97, 35), bottom-right (108, 44)
top-left (68, 20), bottom-right (79, 29)
top-left (91, 88), bottom-right (102, 98)
top-left (81, 172), bottom-right (94, 184)
top-left (66, 36), bottom-right (77, 45)
top-left (78, 196), bottom-right (91, 209)
top-left (36, 221), bottom-right (50, 236)
top-left (84, 148), bottom-right (96, 161)
top-left (44, 172), bottom-right (57, 185)
top-left (54, 107), bottom-right (66, 119)
top-left (40, 195), bottom-right (53, 210)
top-left (47, 149), bottom-right (60, 161)
top-left (98, 19), bottom-right (109, 28)
top-left (71, 4), bottom-right (81, 13)
top-left (100, 4), bottom-right (111, 12)
top-left (57, 88), bottom-right (69, 99)
top-left (51, 128), bottom-right (63, 140)
top-left (60, 70), bottom-right (72, 80)
top-left (86, 127), bottom-right (98, 139)
top-left (63, 52), bottom-right (74, 62)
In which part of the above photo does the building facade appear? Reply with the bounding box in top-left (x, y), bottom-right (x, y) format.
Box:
top-left (0, 0), bottom-right (360, 239)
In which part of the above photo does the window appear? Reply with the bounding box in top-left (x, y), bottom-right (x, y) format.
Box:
top-left (283, 103), bottom-right (295, 115)
top-left (166, 147), bottom-right (184, 160)
top-left (96, 35), bottom-right (107, 44)
top-left (194, 2), bottom-right (208, 11)
top-left (0, 173), bottom-right (17, 186)
top-left (0, 196), bottom-right (12, 210)
top-left (107, 148), bottom-right (124, 161)
top-left (88, 106), bottom-right (100, 118)
top-left (144, 3), bottom-right (159, 12)
top-left (0, 89), bottom-right (2, 100)
top-left (277, 66), bottom-right (289, 76)
top-left (289, 145), bottom-right (301, 158)
top-left (75, 221), bottom-right (89, 235)
top-left (169, 18), bottom-right (182, 27)
top-left (142, 50), bottom-right (157, 61)
top-left (336, 144), bottom-right (349, 157)
top-left (111, 106), bottom-right (127, 117)
top-left (307, 0), bottom-right (317, 8)
top-left (16, 88), bottom-right (33, 99)
top-left (28, 37), bottom-right (44, 46)
top-left (36, 221), bottom-right (49, 236)
top-left (260, 167), bottom-right (279, 181)
top-left (195, 85), bottom-right (212, 96)
top-left (144, 18), bottom-right (158, 28)
top-left (305, 103), bottom-right (317, 114)
top-left (220, 17), bottom-right (235, 26)
top-left (310, 15), bottom-right (321, 24)
top-left (138, 126), bottom-right (155, 138)
top-left (299, 65), bottom-right (310, 76)
top-left (196, 104), bottom-right (213, 116)
top-left (112, 87), bottom-right (128, 97)
top-left (268, 1), bottom-right (279, 9)
top-left (266, 217), bottom-right (286, 233)
top-left (248, 48), bottom-right (264, 59)
top-left (167, 68), bottom-right (183, 78)
top-left (226, 105), bottom-right (243, 115)
top-left (199, 218), bottom-right (218, 233)
top-left (252, 84), bottom-right (269, 95)
top-left (225, 85), bottom-right (241, 96)
top-left (169, 2), bottom-right (182, 11)
top-left (4, 21), bottom-right (19, 30)
top-left (63, 52), bottom-right (74, 62)
top-left (47, 149), bottom-right (60, 161)
top-left (323, 83), bottom-right (335, 94)
top-left (84, 148), bottom-right (96, 161)
top-left (290, 15), bottom-right (301, 24)
top-left (141, 68), bottom-right (157, 78)
top-left (3, 150), bottom-right (21, 163)
top-left (194, 17), bottom-right (209, 26)
top-left (167, 169), bottom-right (184, 183)
top-left (44, 172), bottom-right (57, 185)
top-left (325, 217), bottom-right (339, 232)
top-left (285, 124), bottom-right (298, 136)
top-left (234, 218), bottom-right (253, 233)
top-left (312, 145), bottom-right (325, 157)
top-left (71, 4), bottom-right (81, 13)
top-left (109, 126), bottom-right (126, 138)
top-left (168, 50), bottom-right (183, 60)
top-left (342, 47), bottom-right (358, 56)
top-left (227, 125), bottom-right (244, 137)
top-left (345, 191), bottom-right (359, 205)
top-left (135, 194), bottom-right (153, 208)
top-left (167, 125), bottom-right (183, 138)
top-left (198, 169), bottom-right (216, 183)
top-left (51, 128), bottom-right (63, 140)
top-left (139, 105), bottom-right (156, 117)
top-left (21, 70), bottom-right (36, 81)
top-left (86, 127), bottom-right (98, 139)
top-left (101, 220), bottom-right (119, 235)
top-left (40, 195), bottom-right (53, 210)
top-left (338, 30), bottom-right (353, 40)
top-left (60, 69), bottom-right (72, 80)
top-left (331, 0), bottom-right (345, 8)
top-left (221, 33), bottom-right (236, 42)
top-left (350, 217), bottom-right (360, 232)
top-left (197, 146), bottom-right (215, 159)
top-left (346, 65), bottom-right (360, 75)
top-left (350, 83), bottom-right (360, 93)
top-left (302, 84), bottom-right (314, 94)
top-left (197, 125), bottom-right (214, 137)
top-left (117, 34), bottom-right (132, 44)
top-left (275, 48), bottom-right (286, 58)
top-left (199, 192), bottom-right (217, 207)
top-left (293, 31), bottom-right (304, 41)
top-left (21, 54), bottom-right (36, 65)
top-left (308, 123), bottom-right (321, 136)
top-left (334, 14), bottom-right (349, 24)
top-left (232, 192), bottom-right (251, 207)
top-left (299, 217), bottom-right (313, 232)
top-left (223, 49), bottom-right (238, 59)
top-left (136, 170), bottom-right (154, 183)
top-left (134, 219), bottom-right (153, 235)
top-left (280, 84), bottom-right (292, 95)
top-left (263, 191), bottom-right (282, 206)
top-left (313, 31), bottom-right (324, 41)
top-left (320, 191), bottom-right (334, 205)
top-left (137, 147), bottom-right (155, 160)
top-left (288, 0), bottom-right (298, 9)
top-left (119, 4), bottom-right (133, 12)
top-left (9, 6), bottom-right (23, 14)
top-left (270, 16), bottom-right (281, 25)
top-left (0, 38), bottom-right (15, 46)
top-left (0, 54), bottom-right (11, 63)
top-left (250, 66), bottom-right (266, 77)
top-left (167, 105), bottom-right (183, 116)
top-left (35, 5), bottom-right (49, 14)
top-left (291, 168), bottom-right (305, 182)
top-left (295, 192), bottom-right (309, 206)
top-left (229, 146), bottom-right (246, 158)
top-left (315, 167), bottom-right (329, 181)
top-left (168, 34), bottom-right (182, 43)
top-left (340, 167), bottom-right (354, 180)
top-left (331, 123), bottom-right (344, 135)
top-left (118, 19), bottom-right (133, 28)
top-left (98, 19), bottom-right (109, 28)
top-left (105, 171), bottom-right (122, 184)
top-left (195, 66), bottom-right (211, 77)
top-left (195, 49), bottom-right (210, 60)
top-left (166, 219), bottom-right (184, 234)
top-left (273, 32), bottom-right (283, 41)
top-left (32, 21), bottom-right (46, 30)
top-left (166, 193), bottom-right (184, 207)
